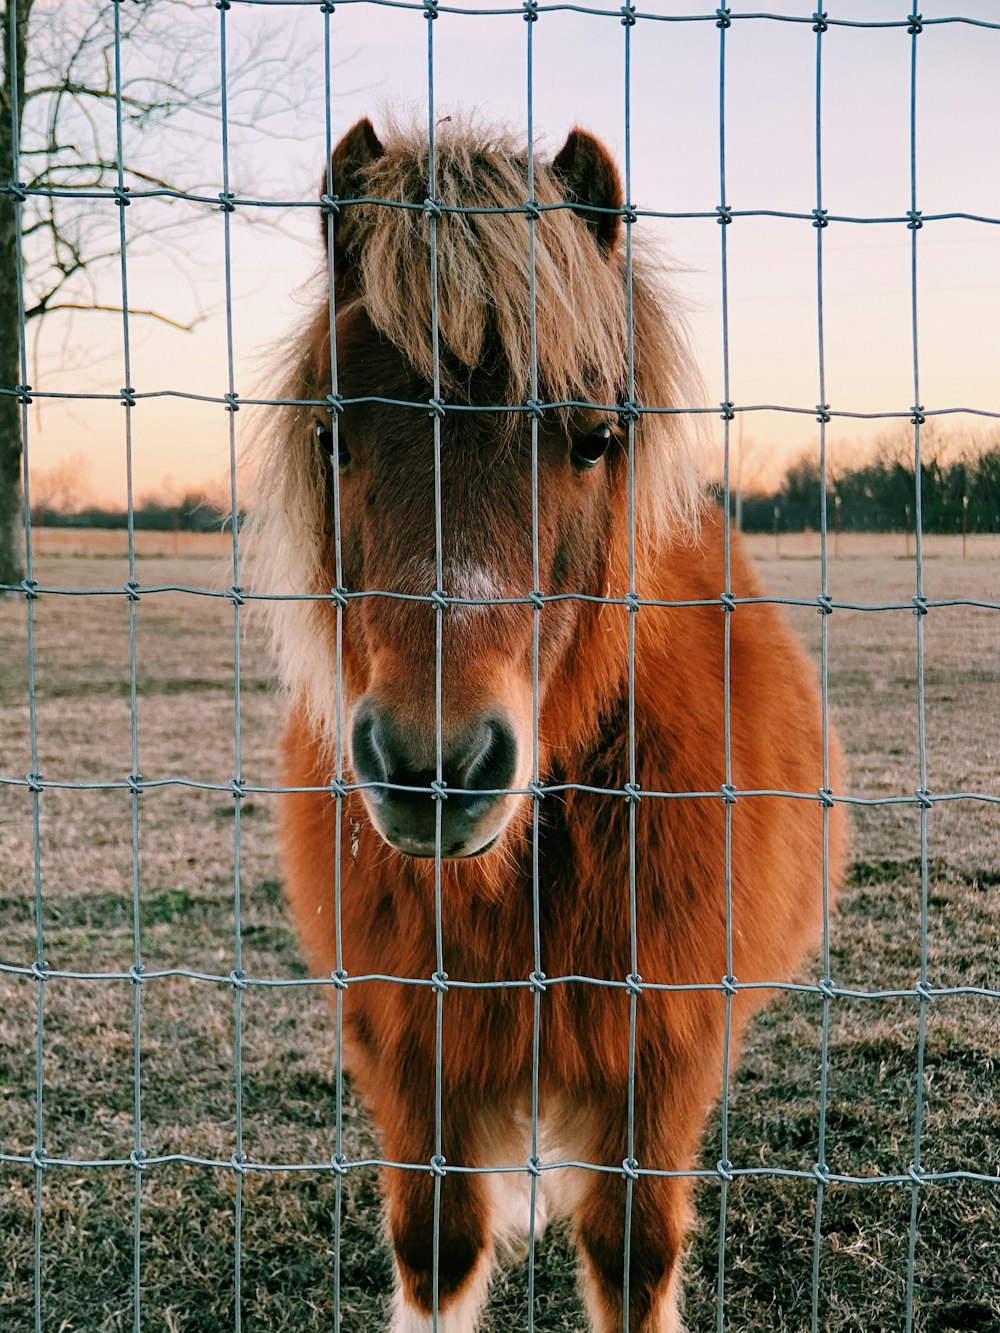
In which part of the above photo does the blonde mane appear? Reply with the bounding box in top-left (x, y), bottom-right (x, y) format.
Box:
top-left (247, 117), bottom-right (704, 729)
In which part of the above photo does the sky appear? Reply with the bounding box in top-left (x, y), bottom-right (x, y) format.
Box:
top-left (18, 0), bottom-right (1000, 507)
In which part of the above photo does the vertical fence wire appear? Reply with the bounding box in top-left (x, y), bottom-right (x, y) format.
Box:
top-left (621, 8), bottom-right (639, 1331)
top-left (810, 13), bottom-right (833, 1333)
top-left (109, 5), bottom-right (145, 1328)
top-left (320, 5), bottom-right (348, 1327)
top-left (523, 6), bottom-right (543, 1331)
top-left (904, 16), bottom-right (929, 1333)
top-left (215, 5), bottom-right (247, 1328)
top-left (714, 10), bottom-right (735, 1331)
top-left (424, 7), bottom-right (446, 1328)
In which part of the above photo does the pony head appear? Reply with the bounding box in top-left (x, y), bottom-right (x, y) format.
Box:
top-left (252, 116), bottom-right (701, 860)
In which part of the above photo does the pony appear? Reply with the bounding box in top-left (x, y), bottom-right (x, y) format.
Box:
top-left (249, 115), bottom-right (847, 1333)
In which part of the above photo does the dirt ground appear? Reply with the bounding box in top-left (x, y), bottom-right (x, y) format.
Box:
top-left (0, 534), bottom-right (997, 1332)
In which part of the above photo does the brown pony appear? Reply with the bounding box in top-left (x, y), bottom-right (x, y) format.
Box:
top-left (250, 116), bottom-right (847, 1332)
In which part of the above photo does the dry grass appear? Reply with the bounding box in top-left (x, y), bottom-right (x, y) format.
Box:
top-left (0, 535), bottom-right (997, 1332)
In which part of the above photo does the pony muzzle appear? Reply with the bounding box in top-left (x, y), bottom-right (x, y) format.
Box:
top-left (350, 700), bottom-right (521, 859)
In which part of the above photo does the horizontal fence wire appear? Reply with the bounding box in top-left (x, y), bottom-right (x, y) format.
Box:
top-left (3, 4), bottom-right (999, 1333)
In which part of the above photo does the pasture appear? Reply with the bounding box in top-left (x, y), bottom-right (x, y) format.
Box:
top-left (0, 535), bottom-right (996, 1332)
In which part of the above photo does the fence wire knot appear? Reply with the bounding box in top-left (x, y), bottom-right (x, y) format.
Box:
top-left (617, 400), bottom-right (640, 424)
top-left (29, 960), bottom-right (48, 981)
top-left (908, 1161), bottom-right (926, 1184)
top-left (522, 0), bottom-right (538, 20)
top-left (128, 963), bottom-right (145, 986)
top-left (6, 180), bottom-right (27, 202)
top-left (816, 594), bottom-right (834, 615)
top-left (228, 778), bottom-right (242, 806)
top-left (915, 979), bottom-right (934, 1002)
top-left (331, 1152), bottom-right (348, 1174)
top-left (815, 402), bottom-right (831, 423)
top-left (126, 772), bottom-right (143, 795)
top-left (526, 1154), bottom-right (542, 1176)
top-left (812, 11), bottom-right (829, 32)
top-left (719, 400), bottom-right (735, 420)
top-left (622, 1157), bottom-right (640, 1180)
top-left (625, 972), bottom-right (644, 997)
top-left (430, 589), bottom-right (450, 611)
top-left (231, 1152), bottom-right (248, 1173)
top-left (529, 969), bottom-right (547, 993)
top-left (818, 787), bottom-right (835, 809)
top-left (431, 970), bottom-right (449, 993)
top-left (624, 592), bottom-right (641, 613)
top-left (716, 203), bottom-right (733, 225)
top-left (123, 580), bottom-right (141, 603)
top-left (620, 4), bottom-right (636, 27)
top-left (523, 199), bottom-right (541, 221)
top-left (229, 969), bottom-right (247, 991)
top-left (817, 977), bottom-right (837, 1000)
top-left (429, 1155), bottom-right (447, 1177)
top-left (113, 185), bottom-right (130, 206)
top-left (129, 1149), bottom-right (147, 1171)
top-left (25, 770), bottom-right (43, 793)
top-left (331, 968), bottom-right (349, 990)
top-left (716, 1158), bottom-right (734, 1182)
top-left (907, 13), bottom-right (923, 34)
top-left (423, 0), bottom-right (439, 18)
top-left (719, 591), bottom-right (737, 612)
top-left (720, 974), bottom-right (739, 997)
top-left (20, 579), bottom-right (38, 601)
top-left (812, 208), bottom-right (829, 228)
top-left (320, 193), bottom-right (340, 217)
top-left (330, 587), bottom-right (348, 609)
top-left (320, 1), bottom-right (336, 13)
top-left (120, 386), bottom-right (136, 407)
top-left (524, 399), bottom-right (544, 421)
top-left (224, 391), bottom-right (240, 413)
top-left (325, 393), bottom-right (345, 415)
top-left (15, 383), bottom-right (32, 404)
top-left (812, 1160), bottom-right (830, 1184)
top-left (915, 788), bottom-right (933, 809)
top-left (29, 1148), bottom-right (47, 1170)
top-left (623, 782), bottom-right (641, 804)
top-left (329, 777), bottom-right (349, 799)
top-left (430, 779), bottom-right (448, 800)
top-left (218, 192), bottom-right (236, 213)
top-left (528, 780), bottom-right (546, 802)
top-left (911, 595), bottom-right (928, 617)
top-left (423, 198), bottom-right (442, 220)
top-left (720, 783), bottom-right (737, 805)
top-left (427, 396), bottom-right (446, 419)
top-left (906, 209), bottom-right (923, 230)
top-left (621, 202), bottom-right (638, 225)
top-left (715, 7), bottom-right (732, 28)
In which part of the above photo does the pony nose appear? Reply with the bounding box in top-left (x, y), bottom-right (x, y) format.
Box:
top-left (351, 702), bottom-right (518, 857)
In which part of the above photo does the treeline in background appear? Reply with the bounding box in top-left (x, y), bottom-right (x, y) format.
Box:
top-left (734, 431), bottom-right (1000, 535)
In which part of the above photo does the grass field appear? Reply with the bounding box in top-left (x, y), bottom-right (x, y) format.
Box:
top-left (0, 535), bottom-right (997, 1332)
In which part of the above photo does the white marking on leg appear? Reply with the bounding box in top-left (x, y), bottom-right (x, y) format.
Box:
top-left (391, 1251), bottom-right (493, 1333)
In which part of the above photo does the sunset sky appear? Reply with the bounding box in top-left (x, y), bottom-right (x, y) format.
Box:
top-left (20, 0), bottom-right (1000, 507)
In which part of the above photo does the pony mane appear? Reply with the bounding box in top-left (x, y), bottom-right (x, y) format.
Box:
top-left (246, 116), bottom-right (704, 730)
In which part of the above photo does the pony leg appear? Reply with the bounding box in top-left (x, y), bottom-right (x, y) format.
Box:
top-left (380, 1102), bottom-right (496, 1333)
top-left (561, 1101), bottom-right (697, 1333)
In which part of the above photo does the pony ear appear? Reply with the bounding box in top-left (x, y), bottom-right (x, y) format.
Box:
top-left (551, 129), bottom-right (623, 255)
top-left (322, 117), bottom-right (385, 252)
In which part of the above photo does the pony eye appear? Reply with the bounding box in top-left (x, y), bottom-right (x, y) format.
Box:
top-left (315, 417), bottom-right (350, 471)
top-left (570, 423), bottom-right (613, 471)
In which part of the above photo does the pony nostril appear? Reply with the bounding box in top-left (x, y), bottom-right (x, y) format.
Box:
top-left (351, 703), bottom-right (391, 791)
top-left (461, 717), bottom-right (517, 795)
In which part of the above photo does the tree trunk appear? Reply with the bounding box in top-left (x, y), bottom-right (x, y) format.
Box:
top-left (0, 1), bottom-right (30, 588)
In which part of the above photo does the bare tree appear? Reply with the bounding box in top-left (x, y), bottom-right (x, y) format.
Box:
top-left (1, 0), bottom-right (304, 585)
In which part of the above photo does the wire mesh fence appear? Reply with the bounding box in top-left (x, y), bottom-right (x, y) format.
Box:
top-left (1, 3), bottom-right (999, 1332)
